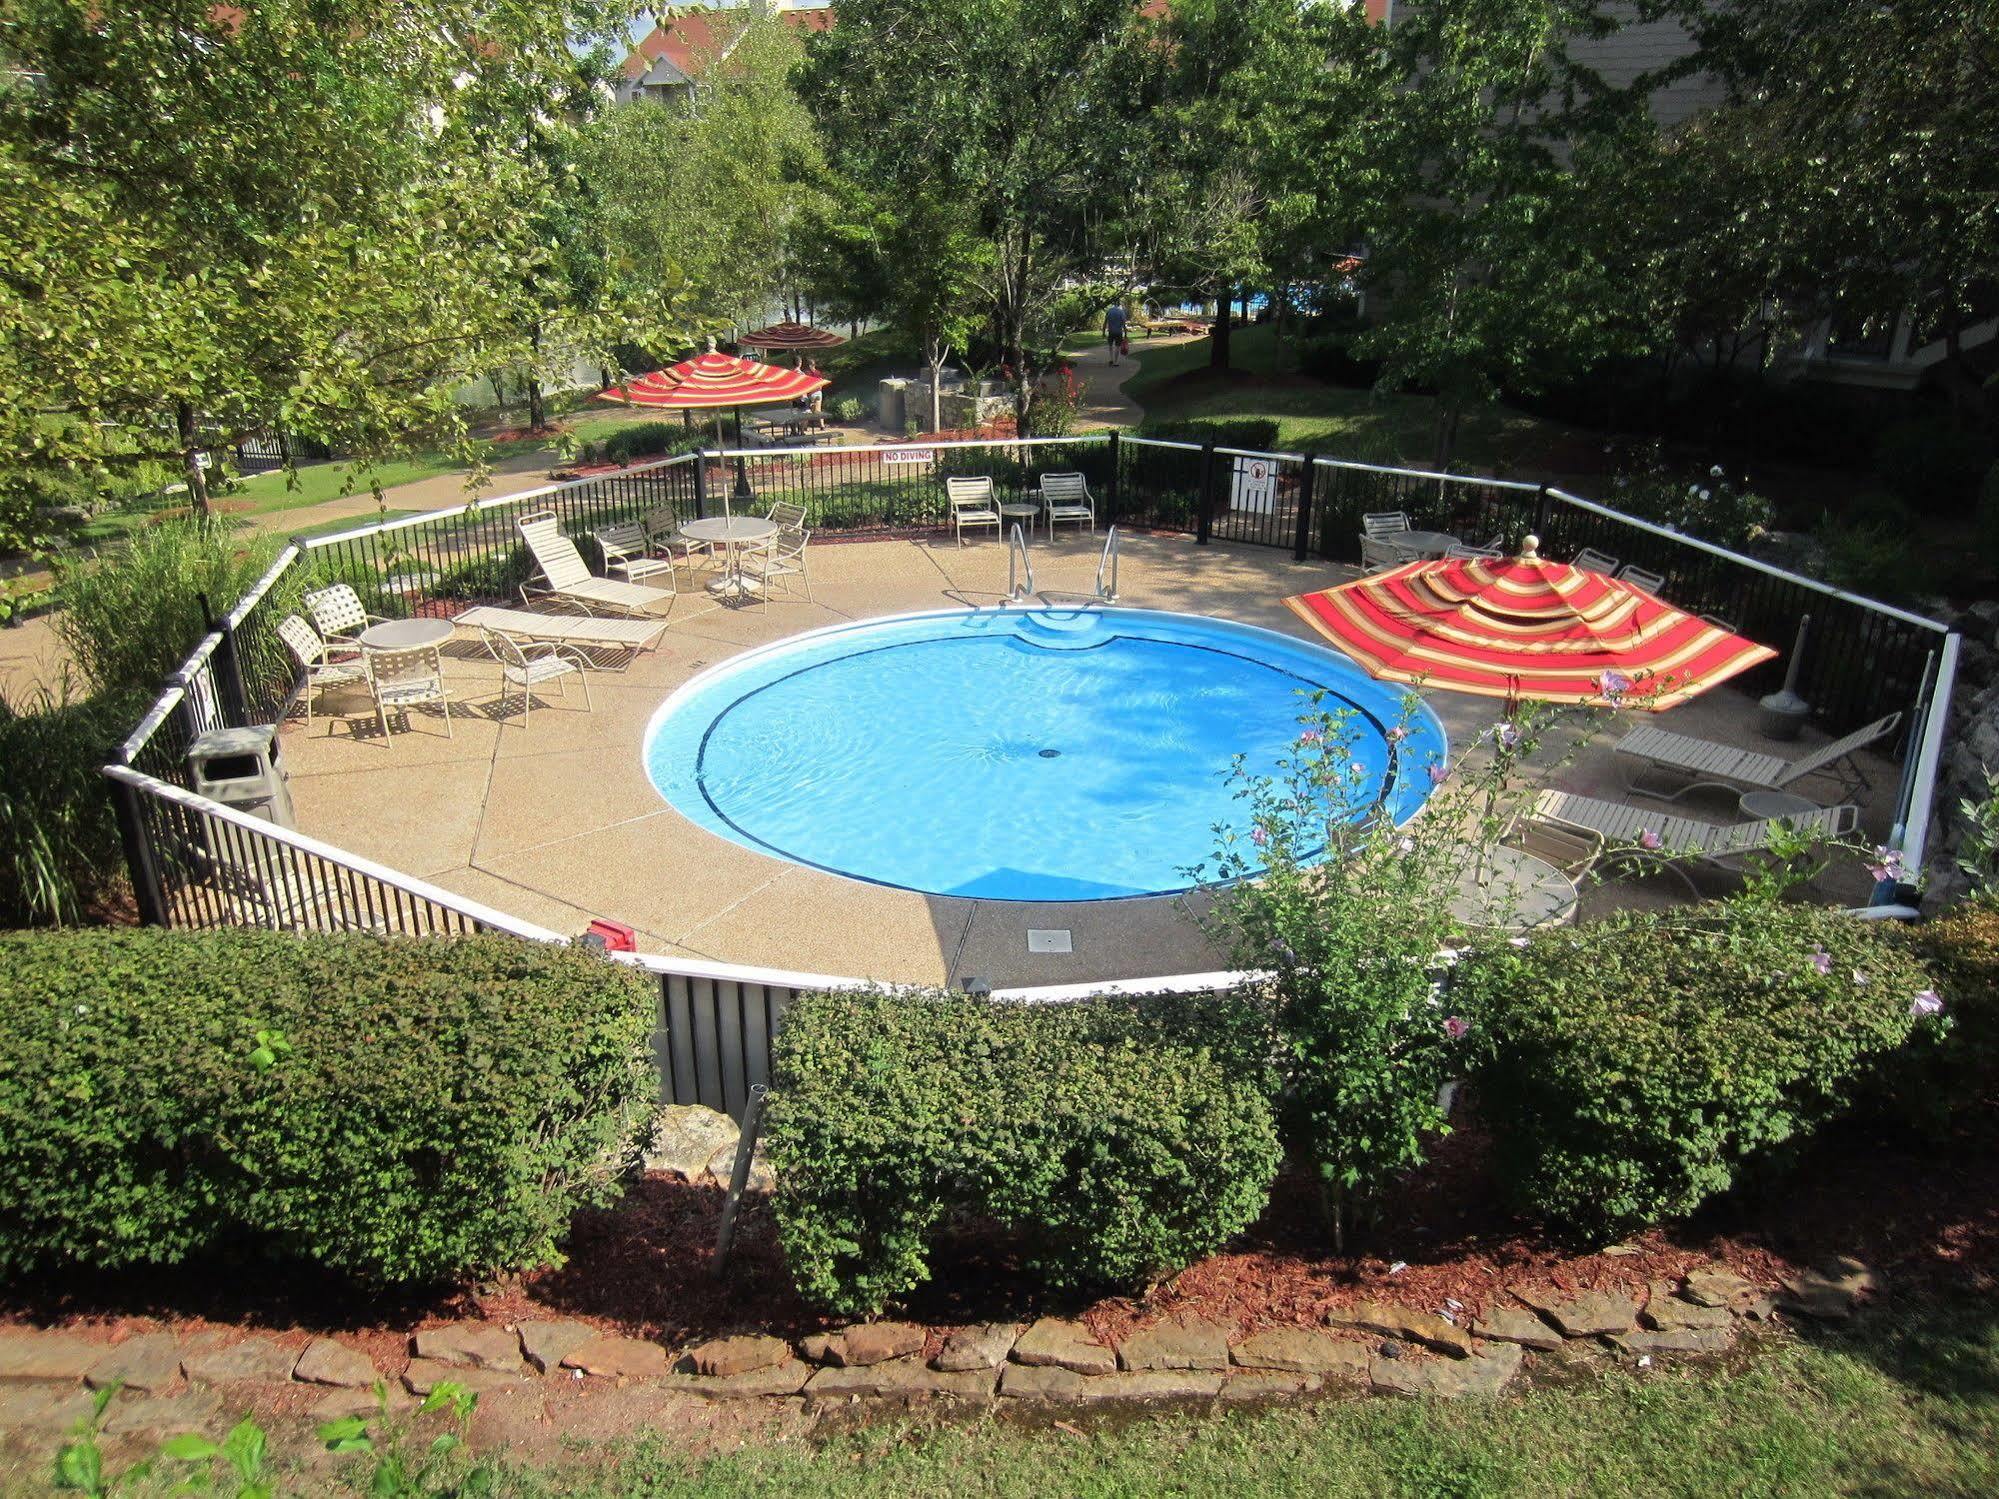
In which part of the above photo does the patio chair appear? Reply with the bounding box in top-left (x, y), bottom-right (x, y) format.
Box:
top-left (1361, 511), bottom-right (1413, 539)
top-left (1501, 808), bottom-right (1606, 880)
top-left (1446, 539), bottom-right (1504, 560)
top-left (1615, 712), bottom-right (1903, 803)
top-left (1039, 472), bottom-right (1097, 539)
top-left (1572, 547), bottom-right (1620, 575)
top-left (742, 525), bottom-right (813, 604)
top-left (302, 583), bottom-right (387, 648)
top-left (643, 509), bottom-right (713, 577)
top-left (1617, 563), bottom-right (1667, 595)
top-left (592, 522), bottom-right (678, 590)
top-left (946, 476), bottom-right (1002, 545)
top-left (363, 644), bottom-right (452, 740)
top-left (476, 627), bottom-right (591, 730)
top-left (766, 500), bottom-right (809, 536)
top-left (1533, 789), bottom-right (1858, 895)
top-left (1361, 534), bottom-right (1421, 573)
top-left (276, 613), bottom-right (365, 729)
top-left (517, 511), bottom-right (674, 617)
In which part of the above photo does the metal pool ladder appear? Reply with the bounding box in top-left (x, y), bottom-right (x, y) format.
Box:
top-left (1008, 523), bottom-right (1035, 601)
top-left (1094, 525), bottom-right (1120, 603)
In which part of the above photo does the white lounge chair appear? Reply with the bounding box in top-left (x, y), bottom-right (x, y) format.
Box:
top-left (1572, 547), bottom-right (1620, 575)
top-left (364, 644), bottom-right (452, 740)
top-left (1616, 563), bottom-right (1667, 595)
top-left (476, 628), bottom-right (591, 730)
top-left (452, 605), bottom-right (667, 658)
top-left (302, 583), bottom-right (387, 648)
top-left (592, 522), bottom-right (678, 589)
top-left (1615, 712), bottom-right (1902, 803)
top-left (517, 511), bottom-right (674, 617)
top-left (1361, 534), bottom-right (1421, 573)
top-left (947, 476), bottom-right (1002, 545)
top-left (276, 614), bottom-right (364, 729)
top-left (1038, 472), bottom-right (1097, 539)
top-left (1533, 788), bottom-right (1858, 893)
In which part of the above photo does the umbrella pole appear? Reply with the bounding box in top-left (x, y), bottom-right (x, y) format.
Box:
top-left (732, 406), bottom-right (754, 504)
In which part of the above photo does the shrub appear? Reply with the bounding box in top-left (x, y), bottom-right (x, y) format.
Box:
top-left (601, 422), bottom-right (706, 465)
top-left (1292, 335), bottom-right (1383, 389)
top-left (0, 930), bottom-right (658, 1283)
top-left (764, 987), bottom-right (1281, 1316)
top-left (1873, 413), bottom-right (1993, 514)
top-left (831, 396), bottom-right (866, 425)
top-left (1812, 493), bottom-right (1928, 601)
top-left (1894, 903), bottom-right (1999, 1130)
top-left (53, 519), bottom-right (299, 694)
top-left (1459, 903), bottom-right (1945, 1242)
top-left (1603, 442), bottom-right (1773, 550)
top-left (0, 683), bottom-right (147, 925)
top-left (1135, 417), bottom-right (1283, 452)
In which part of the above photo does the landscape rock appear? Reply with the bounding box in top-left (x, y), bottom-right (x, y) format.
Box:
top-left (0, 1330), bottom-right (101, 1384)
top-left (933, 1324), bottom-right (1020, 1372)
top-left (703, 1140), bottom-right (776, 1193)
top-left (1778, 1257), bottom-right (1882, 1322)
top-left (1117, 1318), bottom-right (1229, 1372)
top-left (1639, 1285), bottom-right (1734, 1333)
top-left (1328, 1303), bottom-right (1474, 1358)
top-left (1681, 1268), bottom-right (1761, 1310)
top-left (1218, 1371), bottom-right (1323, 1401)
top-left (86, 1333), bottom-right (183, 1394)
top-left (810, 1323), bottom-right (925, 1368)
top-left (412, 1324), bottom-right (526, 1375)
top-left (803, 1356), bottom-right (995, 1401)
top-left (307, 1388), bottom-right (413, 1422)
top-left (1011, 1318), bottom-right (1116, 1376)
top-left (1612, 1326), bottom-right (1736, 1357)
top-left (0, 1385), bottom-right (97, 1431)
top-left (1512, 1289), bottom-right (1639, 1338)
top-left (1470, 1307), bottom-right (1563, 1352)
top-left (660, 1359), bottom-right (812, 1398)
top-left (1370, 1342), bottom-right (1523, 1399)
top-left (402, 1358), bottom-right (528, 1396)
top-left (562, 1336), bottom-right (670, 1380)
top-left (689, 1335), bottom-right (790, 1378)
top-left (519, 1321), bottom-right (597, 1375)
top-left (998, 1365), bottom-right (1223, 1401)
top-left (1229, 1328), bottom-right (1370, 1377)
top-left (182, 1336), bottom-right (299, 1387)
top-left (644, 1104), bottom-right (740, 1179)
top-left (293, 1338), bottom-right (378, 1389)
top-left (100, 1390), bottom-right (223, 1436)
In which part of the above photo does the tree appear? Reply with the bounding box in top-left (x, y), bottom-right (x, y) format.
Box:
top-left (0, 2), bottom-right (653, 517)
top-left (802, 0), bottom-right (1161, 430)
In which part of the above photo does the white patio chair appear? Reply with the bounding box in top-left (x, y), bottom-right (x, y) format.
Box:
top-left (643, 509), bottom-right (714, 577)
top-left (1572, 547), bottom-right (1620, 575)
top-left (276, 614), bottom-right (364, 729)
top-left (1361, 511), bottom-right (1413, 539)
top-left (302, 583), bottom-right (387, 649)
top-left (742, 525), bottom-right (813, 604)
top-left (1615, 712), bottom-right (1903, 803)
top-left (766, 500), bottom-right (809, 537)
top-left (517, 510), bottom-right (674, 617)
top-left (1446, 540), bottom-right (1503, 560)
top-left (1617, 563), bottom-right (1667, 595)
top-left (363, 644), bottom-right (452, 740)
top-left (593, 522), bottom-right (678, 590)
top-left (476, 627), bottom-right (591, 730)
top-left (1038, 472), bottom-right (1097, 539)
top-left (1361, 534), bottom-right (1421, 573)
top-left (946, 476), bottom-right (1002, 545)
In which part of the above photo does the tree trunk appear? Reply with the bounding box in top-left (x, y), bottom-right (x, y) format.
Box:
top-left (175, 401), bottom-right (211, 517)
top-left (527, 377), bottom-right (546, 432)
top-left (1210, 287), bottom-right (1234, 370)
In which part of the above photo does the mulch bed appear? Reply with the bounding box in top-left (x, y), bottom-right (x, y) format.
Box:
top-left (5, 1104), bottom-right (1994, 1367)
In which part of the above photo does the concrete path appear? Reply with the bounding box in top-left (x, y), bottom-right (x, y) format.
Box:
top-left (1068, 329), bottom-right (1198, 431)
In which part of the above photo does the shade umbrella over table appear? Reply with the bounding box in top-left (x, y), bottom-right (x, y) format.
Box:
top-left (598, 343), bottom-right (831, 500)
top-left (739, 321), bottom-right (847, 356)
top-left (1284, 536), bottom-right (1777, 709)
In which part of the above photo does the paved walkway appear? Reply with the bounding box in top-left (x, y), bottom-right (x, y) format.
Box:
top-left (1068, 328), bottom-right (1196, 431)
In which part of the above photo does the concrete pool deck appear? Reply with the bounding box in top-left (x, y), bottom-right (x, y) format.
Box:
top-left (280, 532), bottom-right (1898, 988)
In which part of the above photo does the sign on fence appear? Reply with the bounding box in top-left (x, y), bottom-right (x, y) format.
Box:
top-left (882, 447), bottom-right (937, 467)
top-left (1231, 455), bottom-right (1275, 514)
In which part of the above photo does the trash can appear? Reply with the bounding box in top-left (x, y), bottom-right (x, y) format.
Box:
top-left (877, 377), bottom-right (909, 433)
top-left (188, 724), bottom-right (296, 829)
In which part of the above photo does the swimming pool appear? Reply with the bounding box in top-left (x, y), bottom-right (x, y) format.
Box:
top-left (642, 608), bottom-right (1447, 902)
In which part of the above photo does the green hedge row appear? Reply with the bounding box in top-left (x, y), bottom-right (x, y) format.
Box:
top-left (1458, 904), bottom-right (1944, 1241)
top-left (764, 988), bottom-right (1281, 1316)
top-left (0, 930), bottom-right (658, 1283)
top-left (1135, 417), bottom-right (1284, 452)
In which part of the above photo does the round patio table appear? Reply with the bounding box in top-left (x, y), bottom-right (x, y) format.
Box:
top-left (357, 617), bottom-right (454, 652)
top-left (680, 515), bottom-right (778, 600)
top-left (999, 502), bottom-right (1039, 538)
top-left (1391, 530), bottom-right (1462, 559)
top-left (1447, 844), bottom-right (1578, 934)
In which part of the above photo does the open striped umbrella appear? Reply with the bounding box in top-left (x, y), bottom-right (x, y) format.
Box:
top-left (1285, 537), bottom-right (1777, 710)
top-left (739, 321), bottom-right (847, 353)
top-left (597, 347), bottom-right (829, 411)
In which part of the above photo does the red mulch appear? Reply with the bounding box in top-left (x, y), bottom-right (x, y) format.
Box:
top-left (487, 424), bottom-right (568, 443)
top-left (5, 1105), bottom-right (1995, 1367)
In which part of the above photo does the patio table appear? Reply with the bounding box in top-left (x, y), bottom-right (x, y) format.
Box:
top-left (358, 618), bottom-right (454, 653)
top-left (1446, 844), bottom-right (1578, 934)
top-left (679, 515), bottom-right (777, 601)
top-left (1385, 529), bottom-right (1461, 559)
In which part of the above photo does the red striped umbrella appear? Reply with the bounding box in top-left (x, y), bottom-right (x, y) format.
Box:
top-left (739, 321), bottom-right (847, 352)
top-left (597, 348), bottom-right (829, 410)
top-left (1285, 537), bottom-right (1777, 710)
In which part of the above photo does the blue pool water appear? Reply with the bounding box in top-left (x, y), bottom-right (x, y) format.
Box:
top-left (642, 608), bottom-right (1447, 901)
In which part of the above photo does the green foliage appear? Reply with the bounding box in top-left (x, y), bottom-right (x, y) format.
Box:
top-left (0, 930), bottom-right (657, 1283)
top-left (764, 987), bottom-right (1282, 1316)
top-left (1812, 495), bottom-right (1927, 602)
top-left (1460, 903), bottom-right (1945, 1241)
top-left (320, 1379), bottom-right (481, 1497)
top-left (0, 682), bottom-right (146, 926)
top-left (1605, 444), bottom-right (1774, 551)
top-left (1894, 904), bottom-right (1999, 1132)
top-left (52, 518), bottom-right (299, 694)
top-left (600, 423), bottom-right (708, 465)
top-left (1135, 418), bottom-right (1284, 451)
top-left (1874, 414), bottom-right (1994, 514)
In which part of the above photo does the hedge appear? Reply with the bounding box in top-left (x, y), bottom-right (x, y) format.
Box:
top-left (0, 930), bottom-right (658, 1283)
top-left (1135, 417), bottom-right (1283, 452)
top-left (1458, 903), bottom-right (1944, 1242)
top-left (763, 988), bottom-right (1281, 1316)
top-left (1894, 902), bottom-right (1999, 1130)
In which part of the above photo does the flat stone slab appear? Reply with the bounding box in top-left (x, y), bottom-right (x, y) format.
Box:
top-left (688, 1335), bottom-right (790, 1378)
top-left (645, 1103), bottom-right (740, 1179)
top-left (1639, 1286), bottom-right (1734, 1333)
top-left (1230, 1327), bottom-right (1370, 1377)
top-left (86, 1333), bottom-right (182, 1394)
top-left (307, 1388), bottom-right (414, 1422)
top-left (1470, 1307), bottom-right (1563, 1352)
top-left (1118, 1318), bottom-right (1229, 1372)
top-left (804, 1356), bottom-right (995, 1401)
top-left (100, 1390), bottom-right (223, 1436)
top-left (1219, 1370), bottom-right (1323, 1401)
top-left (1682, 1268), bottom-right (1761, 1309)
top-left (182, 1336), bottom-right (298, 1387)
top-left (0, 1385), bottom-right (97, 1431)
top-left (519, 1320), bottom-right (597, 1375)
top-left (1011, 1318), bottom-right (1116, 1377)
top-left (805, 1323), bottom-right (925, 1368)
top-left (1513, 1289), bottom-right (1639, 1338)
top-left (933, 1324), bottom-right (1020, 1372)
top-left (660, 1359), bottom-right (812, 1398)
top-left (0, 1330), bottom-right (100, 1384)
top-left (402, 1358), bottom-right (530, 1396)
top-left (998, 1365), bottom-right (1222, 1401)
top-left (1613, 1326), bottom-right (1736, 1357)
top-left (1779, 1258), bottom-right (1882, 1321)
top-left (293, 1338), bottom-right (378, 1389)
top-left (1328, 1303), bottom-right (1473, 1358)
top-left (412, 1324), bottom-right (526, 1374)
top-left (1370, 1342), bottom-right (1523, 1399)
top-left (564, 1336), bottom-right (670, 1380)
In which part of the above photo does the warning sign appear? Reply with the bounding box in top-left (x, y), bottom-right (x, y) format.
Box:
top-left (1231, 455), bottom-right (1276, 514)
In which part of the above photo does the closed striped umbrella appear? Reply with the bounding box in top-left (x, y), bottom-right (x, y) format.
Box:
top-left (1285, 537), bottom-right (1777, 710)
top-left (598, 348), bottom-right (829, 410)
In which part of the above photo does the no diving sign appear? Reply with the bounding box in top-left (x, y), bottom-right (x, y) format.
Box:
top-left (1231, 455), bottom-right (1276, 514)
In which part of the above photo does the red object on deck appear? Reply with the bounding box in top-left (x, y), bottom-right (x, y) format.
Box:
top-left (586, 919), bottom-right (638, 953)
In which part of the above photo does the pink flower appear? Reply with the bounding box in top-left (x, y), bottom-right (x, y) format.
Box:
top-left (1250, 827), bottom-right (1269, 847)
top-left (1910, 990), bottom-right (1944, 1018)
top-left (1299, 728), bottom-right (1322, 744)
top-left (1638, 828), bottom-right (1662, 850)
top-left (1492, 722), bottom-right (1521, 750)
top-left (1807, 944), bottom-right (1832, 976)
top-left (1867, 845), bottom-right (1906, 884)
top-left (1349, 760), bottom-right (1368, 779)
top-left (1386, 725), bottom-right (1409, 743)
top-left (1599, 669), bottom-right (1633, 700)
top-left (1426, 763), bottom-right (1450, 786)
top-left (1443, 1016), bottom-right (1471, 1041)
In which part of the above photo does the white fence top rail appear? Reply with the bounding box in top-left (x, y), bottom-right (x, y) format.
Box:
top-left (223, 544), bottom-right (302, 629)
top-left (1314, 456), bottom-right (1544, 492)
top-left (715, 433), bottom-right (1106, 462)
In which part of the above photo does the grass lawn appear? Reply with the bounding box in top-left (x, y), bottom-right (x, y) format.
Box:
top-left (460, 1300), bottom-right (1998, 1498)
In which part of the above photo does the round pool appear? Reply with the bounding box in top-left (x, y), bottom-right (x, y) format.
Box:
top-left (642, 608), bottom-right (1447, 901)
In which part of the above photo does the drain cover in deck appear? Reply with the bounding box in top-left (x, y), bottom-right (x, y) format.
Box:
top-left (1026, 929), bottom-right (1073, 954)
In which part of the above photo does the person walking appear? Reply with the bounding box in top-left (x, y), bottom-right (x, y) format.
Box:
top-left (1104, 302), bottom-right (1129, 366)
